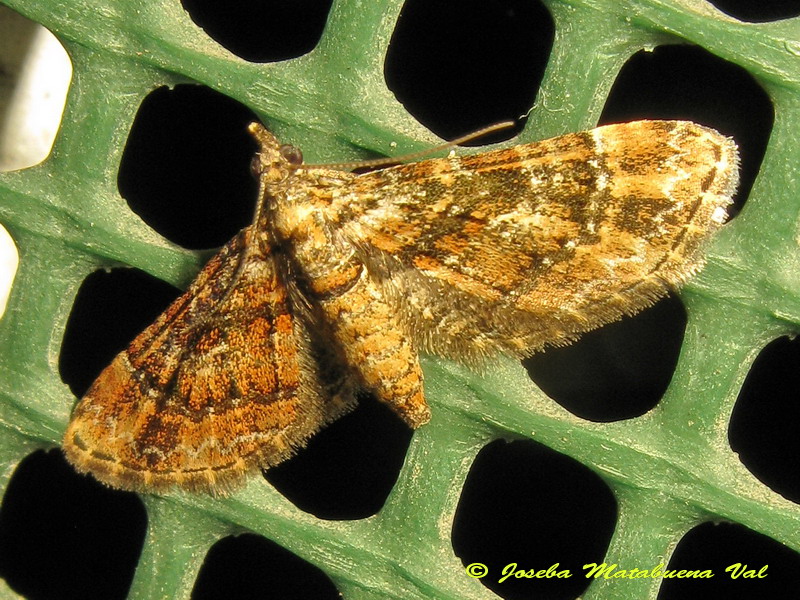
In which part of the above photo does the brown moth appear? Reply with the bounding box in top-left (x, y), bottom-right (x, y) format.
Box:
top-left (63, 120), bottom-right (738, 495)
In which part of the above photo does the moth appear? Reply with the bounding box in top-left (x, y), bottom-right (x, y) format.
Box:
top-left (63, 120), bottom-right (738, 495)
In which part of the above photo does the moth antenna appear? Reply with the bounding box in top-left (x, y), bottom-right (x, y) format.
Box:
top-left (305, 121), bottom-right (517, 170)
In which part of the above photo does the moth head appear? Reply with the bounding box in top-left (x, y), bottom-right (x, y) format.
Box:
top-left (247, 122), bottom-right (303, 183)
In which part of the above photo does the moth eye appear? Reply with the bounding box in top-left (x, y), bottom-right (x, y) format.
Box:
top-left (280, 144), bottom-right (303, 166)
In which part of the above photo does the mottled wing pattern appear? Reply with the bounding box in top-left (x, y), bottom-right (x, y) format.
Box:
top-left (62, 119), bottom-right (738, 495)
top-left (338, 121), bottom-right (737, 363)
top-left (63, 227), bottom-right (355, 495)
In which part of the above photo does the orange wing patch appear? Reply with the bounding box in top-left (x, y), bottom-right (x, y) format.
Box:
top-left (63, 228), bottom-right (355, 495)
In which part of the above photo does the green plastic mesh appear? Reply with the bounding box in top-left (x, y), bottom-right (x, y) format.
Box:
top-left (0, 0), bottom-right (798, 598)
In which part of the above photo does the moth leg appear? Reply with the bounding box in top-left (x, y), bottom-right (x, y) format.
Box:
top-left (313, 265), bottom-right (431, 428)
